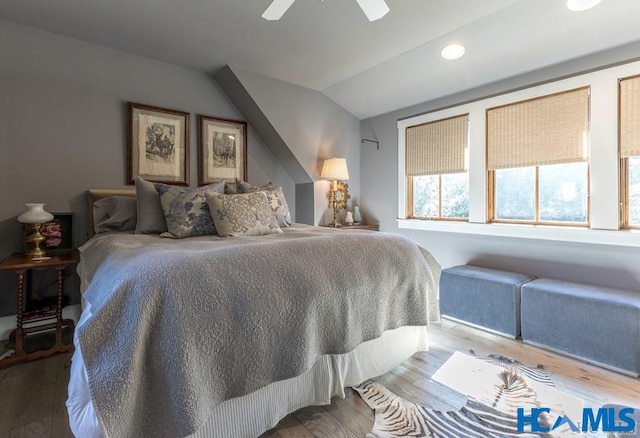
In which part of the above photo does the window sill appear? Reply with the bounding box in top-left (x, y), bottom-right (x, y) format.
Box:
top-left (397, 219), bottom-right (640, 248)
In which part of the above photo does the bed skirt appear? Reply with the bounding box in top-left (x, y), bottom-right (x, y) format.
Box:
top-left (67, 318), bottom-right (428, 438)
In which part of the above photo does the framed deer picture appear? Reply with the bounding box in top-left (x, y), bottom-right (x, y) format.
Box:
top-left (127, 102), bottom-right (189, 185)
top-left (198, 115), bottom-right (247, 186)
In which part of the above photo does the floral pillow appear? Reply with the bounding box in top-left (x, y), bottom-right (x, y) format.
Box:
top-left (237, 182), bottom-right (292, 228)
top-left (154, 181), bottom-right (225, 238)
top-left (206, 192), bottom-right (282, 237)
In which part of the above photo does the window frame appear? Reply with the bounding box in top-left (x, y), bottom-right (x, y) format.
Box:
top-left (485, 87), bottom-right (591, 227)
top-left (407, 173), bottom-right (469, 221)
top-left (620, 156), bottom-right (640, 229)
top-left (620, 157), bottom-right (631, 228)
top-left (487, 164), bottom-right (591, 227)
top-left (404, 113), bottom-right (470, 221)
top-left (619, 74), bottom-right (640, 230)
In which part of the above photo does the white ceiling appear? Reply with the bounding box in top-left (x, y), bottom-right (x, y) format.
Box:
top-left (1, 0), bottom-right (640, 119)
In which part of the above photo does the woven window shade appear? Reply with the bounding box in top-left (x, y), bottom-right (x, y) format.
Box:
top-left (620, 75), bottom-right (640, 158)
top-left (487, 87), bottom-right (589, 170)
top-left (405, 114), bottom-right (468, 176)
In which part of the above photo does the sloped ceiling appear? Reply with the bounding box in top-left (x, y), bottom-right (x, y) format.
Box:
top-left (1, 0), bottom-right (640, 119)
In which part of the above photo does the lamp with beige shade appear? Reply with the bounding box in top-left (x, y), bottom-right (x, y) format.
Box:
top-left (321, 157), bottom-right (351, 227)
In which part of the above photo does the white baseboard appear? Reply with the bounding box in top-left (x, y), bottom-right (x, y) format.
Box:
top-left (0, 304), bottom-right (81, 341)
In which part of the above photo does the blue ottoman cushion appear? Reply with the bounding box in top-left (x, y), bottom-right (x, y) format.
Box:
top-left (440, 265), bottom-right (535, 338)
top-left (521, 278), bottom-right (640, 376)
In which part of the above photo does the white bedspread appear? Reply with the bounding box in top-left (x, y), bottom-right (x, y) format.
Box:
top-left (74, 226), bottom-right (440, 437)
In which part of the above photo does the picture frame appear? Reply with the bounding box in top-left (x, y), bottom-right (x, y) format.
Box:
top-left (127, 102), bottom-right (189, 186)
top-left (198, 115), bottom-right (247, 186)
top-left (40, 213), bottom-right (75, 254)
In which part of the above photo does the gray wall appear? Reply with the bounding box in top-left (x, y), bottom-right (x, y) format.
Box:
top-left (216, 64), bottom-right (365, 226)
top-left (0, 21), bottom-right (295, 316)
top-left (228, 68), bottom-right (361, 226)
top-left (361, 40), bottom-right (640, 291)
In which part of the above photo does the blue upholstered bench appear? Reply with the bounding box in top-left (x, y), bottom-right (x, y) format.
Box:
top-left (440, 265), bottom-right (536, 338)
top-left (521, 278), bottom-right (640, 377)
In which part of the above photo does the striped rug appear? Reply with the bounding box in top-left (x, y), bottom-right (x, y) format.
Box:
top-left (353, 351), bottom-right (584, 438)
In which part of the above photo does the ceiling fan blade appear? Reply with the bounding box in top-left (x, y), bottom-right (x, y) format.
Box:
top-left (355, 0), bottom-right (389, 21)
top-left (262, 0), bottom-right (296, 20)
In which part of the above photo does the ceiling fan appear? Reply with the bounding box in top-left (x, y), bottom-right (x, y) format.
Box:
top-left (262, 0), bottom-right (390, 22)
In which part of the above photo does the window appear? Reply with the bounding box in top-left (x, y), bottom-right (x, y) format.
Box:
top-left (625, 157), bottom-right (640, 225)
top-left (620, 75), bottom-right (640, 228)
top-left (405, 114), bottom-right (469, 220)
top-left (398, 60), bottom-right (640, 246)
top-left (487, 87), bottom-right (590, 225)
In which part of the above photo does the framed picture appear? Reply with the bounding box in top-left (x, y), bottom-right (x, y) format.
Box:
top-left (40, 213), bottom-right (75, 254)
top-left (128, 102), bottom-right (189, 186)
top-left (198, 115), bottom-right (247, 186)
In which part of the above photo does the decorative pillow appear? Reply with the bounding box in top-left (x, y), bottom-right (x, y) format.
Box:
top-left (238, 182), bottom-right (292, 228)
top-left (224, 180), bottom-right (239, 194)
top-left (155, 181), bottom-right (225, 238)
top-left (135, 176), bottom-right (168, 234)
top-left (236, 180), bottom-right (274, 193)
top-left (206, 192), bottom-right (282, 237)
top-left (93, 196), bottom-right (137, 234)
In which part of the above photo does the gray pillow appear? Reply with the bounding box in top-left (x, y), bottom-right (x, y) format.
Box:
top-left (135, 176), bottom-right (168, 234)
top-left (155, 181), bottom-right (225, 238)
top-left (224, 180), bottom-right (239, 194)
top-left (236, 180), bottom-right (273, 193)
top-left (238, 182), bottom-right (292, 228)
top-left (93, 196), bottom-right (137, 234)
top-left (206, 192), bottom-right (282, 237)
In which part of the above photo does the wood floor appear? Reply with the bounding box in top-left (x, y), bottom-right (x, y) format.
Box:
top-left (1, 319), bottom-right (639, 437)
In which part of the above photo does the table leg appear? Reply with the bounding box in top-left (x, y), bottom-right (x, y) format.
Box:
top-left (55, 267), bottom-right (64, 345)
top-left (15, 271), bottom-right (24, 355)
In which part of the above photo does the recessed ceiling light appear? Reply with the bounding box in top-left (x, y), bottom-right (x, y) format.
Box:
top-left (566, 0), bottom-right (601, 11)
top-left (441, 44), bottom-right (465, 61)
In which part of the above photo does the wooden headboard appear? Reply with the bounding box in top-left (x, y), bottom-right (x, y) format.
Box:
top-left (87, 189), bottom-right (136, 237)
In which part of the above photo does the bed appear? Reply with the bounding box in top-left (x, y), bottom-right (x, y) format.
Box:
top-left (66, 187), bottom-right (441, 438)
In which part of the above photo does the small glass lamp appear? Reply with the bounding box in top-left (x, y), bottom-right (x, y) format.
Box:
top-left (17, 203), bottom-right (54, 260)
top-left (321, 157), bottom-right (350, 227)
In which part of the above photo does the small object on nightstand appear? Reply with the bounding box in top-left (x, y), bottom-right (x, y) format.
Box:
top-left (345, 211), bottom-right (354, 225)
top-left (335, 223), bottom-right (379, 231)
top-left (353, 205), bottom-right (362, 224)
top-left (17, 203), bottom-right (54, 260)
top-left (0, 251), bottom-right (78, 369)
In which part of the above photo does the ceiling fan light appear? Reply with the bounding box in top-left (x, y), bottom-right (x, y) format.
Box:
top-left (566, 0), bottom-right (602, 11)
top-left (441, 44), bottom-right (465, 60)
top-left (262, 0), bottom-right (296, 20)
top-left (355, 0), bottom-right (390, 21)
